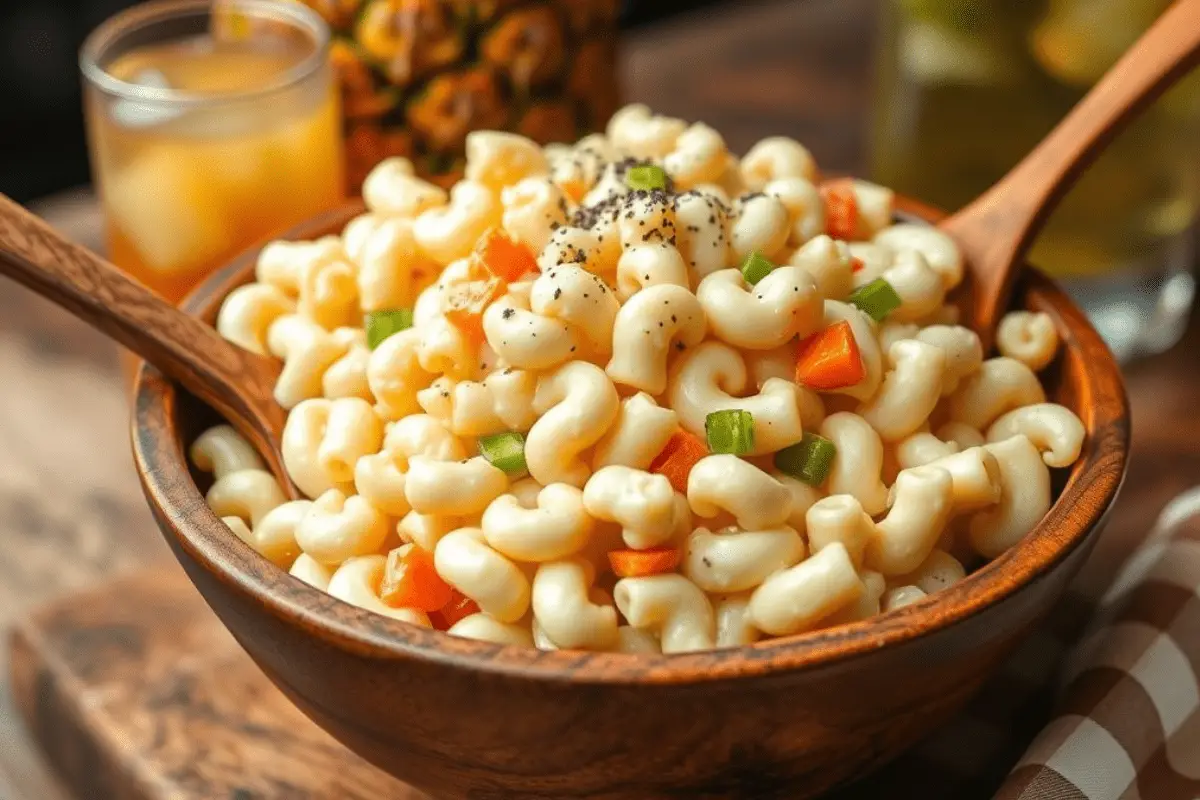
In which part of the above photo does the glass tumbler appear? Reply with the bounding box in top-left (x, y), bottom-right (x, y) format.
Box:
top-left (870, 0), bottom-right (1200, 361)
top-left (81, 0), bottom-right (346, 305)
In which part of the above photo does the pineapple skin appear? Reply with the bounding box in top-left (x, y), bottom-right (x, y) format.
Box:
top-left (301, 0), bottom-right (621, 190)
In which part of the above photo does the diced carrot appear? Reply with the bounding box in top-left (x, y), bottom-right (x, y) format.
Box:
top-left (821, 179), bottom-right (858, 241)
top-left (794, 320), bottom-right (865, 391)
top-left (608, 547), bottom-right (681, 578)
top-left (560, 179), bottom-right (587, 205)
top-left (649, 430), bottom-right (709, 494)
top-left (380, 545), bottom-right (455, 612)
top-left (430, 589), bottom-right (480, 630)
top-left (850, 256), bottom-right (865, 273)
top-left (476, 227), bottom-right (539, 282)
top-left (444, 276), bottom-right (504, 343)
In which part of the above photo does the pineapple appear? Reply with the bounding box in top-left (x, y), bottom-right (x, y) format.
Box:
top-left (296, 0), bottom-right (621, 190)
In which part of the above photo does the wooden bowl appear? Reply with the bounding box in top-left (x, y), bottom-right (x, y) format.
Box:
top-left (131, 198), bottom-right (1129, 799)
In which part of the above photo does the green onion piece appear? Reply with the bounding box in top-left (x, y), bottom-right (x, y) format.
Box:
top-left (366, 309), bottom-right (414, 350)
top-left (774, 433), bottom-right (838, 487)
top-left (847, 278), bottom-right (902, 322)
top-left (625, 164), bottom-right (668, 191)
top-left (705, 409), bottom-right (755, 455)
top-left (479, 432), bottom-right (527, 476)
top-left (739, 251), bottom-right (775, 285)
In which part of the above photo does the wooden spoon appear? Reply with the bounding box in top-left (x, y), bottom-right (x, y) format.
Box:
top-left (942, 0), bottom-right (1200, 350)
top-left (0, 194), bottom-right (299, 498)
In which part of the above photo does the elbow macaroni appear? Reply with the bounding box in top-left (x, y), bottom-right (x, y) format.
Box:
top-left (740, 136), bottom-right (818, 188)
top-left (668, 343), bottom-right (804, 455)
top-left (414, 180), bottom-right (502, 265)
top-left (267, 315), bottom-right (352, 409)
top-left (362, 157), bottom-right (448, 218)
top-left (996, 311), bottom-right (1059, 372)
top-left (327, 555), bottom-right (431, 626)
top-left (682, 525), bottom-right (805, 593)
top-left (673, 190), bottom-right (730, 281)
top-left (696, 267), bottom-right (822, 351)
top-left (714, 593), bottom-right (761, 647)
top-left (583, 466), bottom-right (682, 550)
top-left (987, 403), bottom-right (1085, 468)
top-left (868, 465), bottom-right (954, 575)
top-left (765, 177), bottom-right (824, 246)
top-left (820, 412), bottom-right (890, 515)
top-left (615, 243), bottom-right (690, 301)
top-left (606, 284), bottom-right (706, 395)
top-left (730, 193), bottom-right (790, 262)
top-left (749, 542), bottom-right (862, 636)
top-left (790, 236), bottom-right (856, 301)
top-left (614, 574), bottom-right (715, 653)
top-left (857, 339), bottom-right (947, 441)
top-left (969, 435), bottom-right (1052, 558)
top-left (950, 357), bottom-right (1047, 430)
top-left (204, 104), bottom-right (1085, 653)
top-left (216, 283), bottom-right (295, 356)
top-left (191, 424), bottom-right (264, 479)
top-left (532, 559), bottom-right (619, 650)
top-left (501, 177), bottom-right (569, 254)
top-left (435, 528), bottom-right (530, 623)
top-left (591, 393), bottom-right (679, 471)
top-left (527, 361), bottom-right (620, 487)
top-left (687, 455), bottom-right (793, 530)
top-left (483, 483), bottom-right (593, 562)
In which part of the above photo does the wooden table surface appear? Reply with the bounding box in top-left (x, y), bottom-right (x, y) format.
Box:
top-left (1, 1), bottom-right (1197, 797)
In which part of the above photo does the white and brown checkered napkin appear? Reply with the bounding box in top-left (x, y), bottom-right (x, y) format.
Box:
top-left (828, 488), bottom-right (1200, 799)
top-left (996, 486), bottom-right (1200, 800)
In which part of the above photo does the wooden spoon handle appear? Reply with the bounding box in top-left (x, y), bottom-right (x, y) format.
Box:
top-left (942, 0), bottom-right (1200, 339)
top-left (0, 193), bottom-right (287, 474)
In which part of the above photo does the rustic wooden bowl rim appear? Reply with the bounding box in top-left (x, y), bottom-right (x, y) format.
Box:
top-left (131, 196), bottom-right (1130, 686)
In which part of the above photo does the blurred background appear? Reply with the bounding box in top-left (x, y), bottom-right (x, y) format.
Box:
top-left (0, 0), bottom-right (723, 203)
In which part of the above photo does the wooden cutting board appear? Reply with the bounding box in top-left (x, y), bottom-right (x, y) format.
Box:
top-left (8, 566), bottom-right (427, 800)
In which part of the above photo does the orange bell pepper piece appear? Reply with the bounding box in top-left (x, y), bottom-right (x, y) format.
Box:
top-left (649, 430), bottom-right (709, 494)
top-left (476, 227), bottom-right (539, 283)
top-left (380, 544), bottom-right (455, 613)
top-left (608, 547), bottom-right (681, 578)
top-left (820, 178), bottom-right (858, 241)
top-left (794, 320), bottom-right (865, 391)
top-left (430, 589), bottom-right (480, 631)
top-left (444, 276), bottom-right (504, 344)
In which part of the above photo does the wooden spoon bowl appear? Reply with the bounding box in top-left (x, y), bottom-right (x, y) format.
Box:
top-left (131, 197), bottom-right (1129, 799)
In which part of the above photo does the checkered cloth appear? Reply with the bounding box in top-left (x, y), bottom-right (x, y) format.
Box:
top-left (828, 488), bottom-right (1200, 799)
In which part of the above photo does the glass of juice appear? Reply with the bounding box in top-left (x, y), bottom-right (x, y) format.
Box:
top-left (869, 0), bottom-right (1200, 362)
top-left (81, 0), bottom-right (345, 306)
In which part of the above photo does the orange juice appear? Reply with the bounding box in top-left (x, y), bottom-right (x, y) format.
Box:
top-left (84, 2), bottom-right (344, 304)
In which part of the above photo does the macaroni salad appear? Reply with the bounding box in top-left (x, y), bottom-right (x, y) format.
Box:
top-left (200, 104), bottom-right (1084, 653)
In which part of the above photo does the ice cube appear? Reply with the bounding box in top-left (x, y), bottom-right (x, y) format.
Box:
top-left (109, 98), bottom-right (181, 129)
top-left (104, 145), bottom-right (237, 276)
top-left (131, 68), bottom-right (171, 89)
top-left (108, 69), bottom-right (182, 128)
